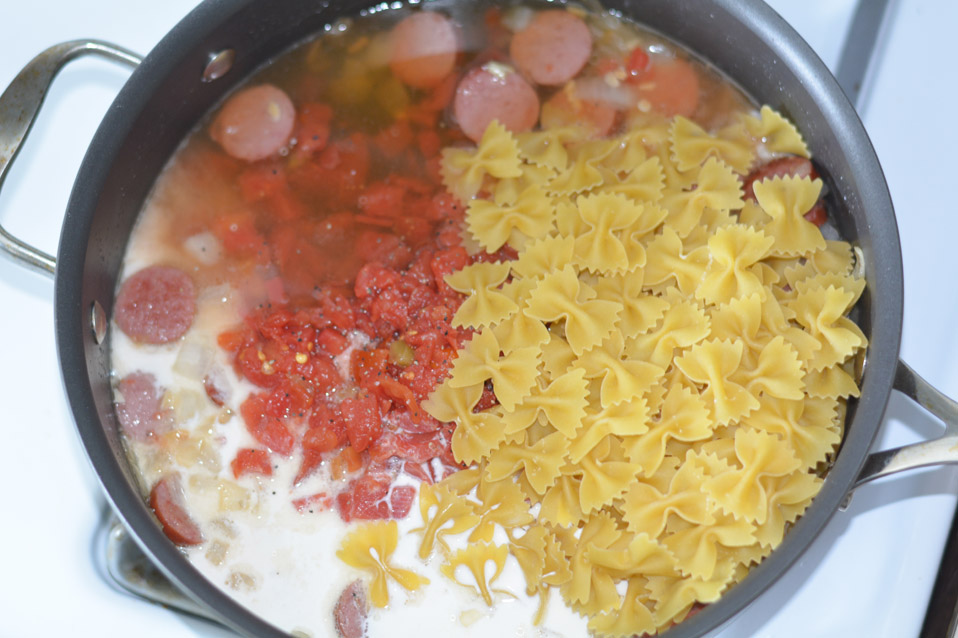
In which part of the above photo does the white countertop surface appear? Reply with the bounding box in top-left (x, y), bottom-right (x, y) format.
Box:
top-left (1, 1), bottom-right (957, 636)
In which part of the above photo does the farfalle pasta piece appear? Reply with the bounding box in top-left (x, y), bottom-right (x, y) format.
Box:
top-left (753, 176), bottom-right (826, 257)
top-left (624, 384), bottom-right (713, 478)
top-left (484, 430), bottom-right (570, 495)
top-left (577, 438), bottom-right (643, 513)
top-left (588, 532), bottom-right (680, 580)
top-left (572, 193), bottom-right (645, 273)
top-left (511, 524), bottom-right (573, 595)
top-left (596, 156), bottom-right (666, 204)
top-left (670, 116), bottom-right (755, 174)
top-left (524, 265), bottom-right (622, 355)
top-left (737, 335), bottom-right (805, 400)
top-left (466, 184), bottom-right (554, 252)
top-left (787, 285), bottom-right (867, 372)
top-left (470, 475), bottom-right (535, 542)
top-left (575, 333), bottom-right (665, 408)
top-left (626, 296), bottom-right (711, 370)
top-left (644, 227), bottom-right (709, 296)
top-left (619, 458), bottom-right (714, 538)
top-left (446, 329), bottom-right (540, 411)
top-left (602, 128), bottom-right (651, 175)
top-left (336, 521), bottom-right (429, 608)
top-left (696, 225), bottom-right (774, 306)
top-left (513, 235), bottom-right (576, 280)
top-left (744, 105), bottom-right (810, 158)
top-left (447, 261), bottom-right (517, 329)
top-left (492, 307), bottom-right (551, 354)
top-left (588, 577), bottom-right (658, 638)
top-left (493, 162), bottom-right (557, 207)
top-left (748, 396), bottom-right (841, 470)
top-left (423, 381), bottom-right (508, 465)
top-left (440, 542), bottom-right (509, 606)
top-left (558, 511), bottom-right (624, 616)
top-left (661, 509), bottom-right (757, 581)
top-left (810, 240), bottom-right (855, 276)
top-left (709, 293), bottom-right (765, 359)
top-left (703, 428), bottom-right (802, 523)
top-left (440, 120), bottom-right (523, 202)
top-left (516, 126), bottom-right (585, 170)
top-left (502, 367), bottom-right (589, 437)
top-left (540, 470), bottom-right (587, 527)
top-left (594, 271), bottom-right (670, 339)
top-left (804, 364), bottom-right (862, 399)
top-left (753, 470), bottom-right (822, 547)
top-left (674, 339), bottom-right (759, 425)
top-left (548, 142), bottom-right (608, 194)
top-left (570, 395), bottom-right (652, 464)
top-left (621, 203), bottom-right (669, 271)
top-left (661, 158), bottom-right (745, 237)
top-left (416, 483), bottom-right (480, 559)
top-left (539, 330), bottom-right (578, 379)
top-left (646, 572), bottom-right (728, 630)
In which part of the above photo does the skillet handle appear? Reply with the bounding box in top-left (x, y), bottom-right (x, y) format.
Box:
top-left (853, 359), bottom-right (958, 489)
top-left (0, 40), bottom-right (141, 277)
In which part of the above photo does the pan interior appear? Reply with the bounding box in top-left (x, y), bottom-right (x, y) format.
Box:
top-left (53, 0), bottom-right (903, 636)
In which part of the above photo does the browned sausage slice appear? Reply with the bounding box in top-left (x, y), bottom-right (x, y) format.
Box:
top-left (509, 10), bottom-right (592, 86)
top-left (210, 84), bottom-right (296, 161)
top-left (390, 12), bottom-right (459, 89)
top-left (334, 580), bottom-right (369, 638)
top-left (115, 265), bottom-right (196, 345)
top-left (149, 474), bottom-right (204, 546)
top-left (453, 64), bottom-right (540, 143)
top-left (115, 371), bottom-right (166, 440)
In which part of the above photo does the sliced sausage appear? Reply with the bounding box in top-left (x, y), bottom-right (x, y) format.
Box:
top-left (540, 87), bottom-right (616, 138)
top-left (509, 10), bottom-right (592, 86)
top-left (210, 84), bottom-right (296, 162)
top-left (453, 64), bottom-right (540, 142)
top-left (115, 265), bottom-right (196, 345)
top-left (334, 580), bottom-right (369, 638)
top-left (390, 12), bottom-right (459, 89)
top-left (635, 57), bottom-right (700, 118)
top-left (149, 474), bottom-right (204, 546)
top-left (115, 371), bottom-right (166, 440)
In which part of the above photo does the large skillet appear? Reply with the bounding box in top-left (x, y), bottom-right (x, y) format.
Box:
top-left (1, 0), bottom-right (957, 636)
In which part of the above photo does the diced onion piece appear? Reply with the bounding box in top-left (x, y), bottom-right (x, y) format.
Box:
top-left (173, 340), bottom-right (214, 380)
top-left (184, 232), bottom-right (222, 266)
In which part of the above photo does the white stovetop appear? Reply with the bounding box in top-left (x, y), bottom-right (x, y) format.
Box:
top-left (2, 1), bottom-right (957, 636)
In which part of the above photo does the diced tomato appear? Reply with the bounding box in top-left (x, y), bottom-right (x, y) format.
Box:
top-left (358, 181), bottom-right (406, 218)
top-left (294, 102), bottom-right (334, 155)
top-left (340, 395), bottom-right (383, 453)
top-left (240, 393), bottom-right (295, 455)
top-left (354, 263), bottom-right (401, 298)
top-left (212, 210), bottom-right (267, 260)
top-left (231, 448), bottom-right (273, 479)
top-left (238, 164), bottom-right (287, 203)
top-left (625, 47), bottom-right (651, 80)
top-left (336, 471), bottom-right (415, 522)
top-left (292, 492), bottom-right (334, 513)
top-left (317, 328), bottom-right (349, 355)
top-left (430, 247), bottom-right (470, 295)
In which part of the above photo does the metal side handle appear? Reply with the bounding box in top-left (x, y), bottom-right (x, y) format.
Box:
top-left (854, 360), bottom-right (958, 489)
top-left (0, 39), bottom-right (141, 277)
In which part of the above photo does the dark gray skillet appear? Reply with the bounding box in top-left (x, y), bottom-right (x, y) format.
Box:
top-left (1, 0), bottom-right (957, 636)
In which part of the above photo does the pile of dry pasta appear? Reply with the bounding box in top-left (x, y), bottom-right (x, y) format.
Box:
top-left (338, 106), bottom-right (867, 636)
